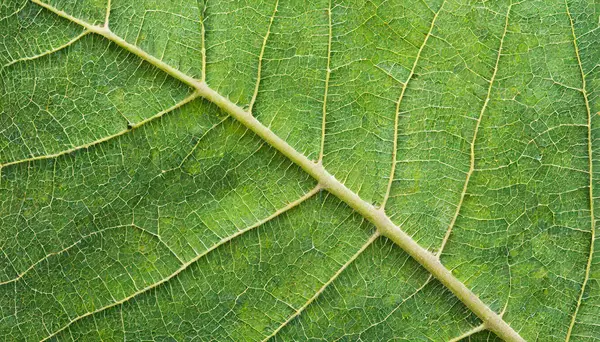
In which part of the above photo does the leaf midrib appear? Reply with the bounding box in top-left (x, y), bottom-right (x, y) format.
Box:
top-left (20, 0), bottom-right (527, 340)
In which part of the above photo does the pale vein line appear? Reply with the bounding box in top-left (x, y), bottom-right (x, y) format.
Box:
top-left (356, 276), bottom-right (431, 338)
top-left (263, 231), bottom-right (380, 341)
top-left (373, 64), bottom-right (407, 86)
top-left (318, 0), bottom-right (333, 163)
top-left (447, 301), bottom-right (509, 341)
top-left (104, 0), bottom-right (111, 28)
top-left (2, 30), bottom-right (89, 68)
top-left (565, 0), bottom-right (596, 340)
top-left (1, 220), bottom-right (190, 286)
top-left (248, 0), bottom-right (279, 113)
top-left (130, 223), bottom-right (185, 264)
top-left (0, 0), bottom-right (27, 21)
top-left (30, 0), bottom-right (203, 90)
top-left (437, 3), bottom-right (512, 256)
top-left (199, 0), bottom-right (207, 82)
top-left (357, 4), bottom-right (513, 336)
top-left (1, 224), bottom-right (143, 286)
top-left (28, 2), bottom-right (524, 340)
top-left (448, 323), bottom-right (487, 342)
top-left (355, 238), bottom-right (453, 337)
top-left (0, 92), bottom-right (199, 169)
top-left (380, 0), bottom-right (446, 209)
top-left (39, 186), bottom-right (321, 342)
top-left (177, 115), bottom-right (230, 168)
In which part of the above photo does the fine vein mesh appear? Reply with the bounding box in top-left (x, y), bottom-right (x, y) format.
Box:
top-left (274, 0), bottom-right (514, 339)
top-left (441, 0), bottom-right (597, 339)
top-left (385, 0), bottom-right (511, 249)
top-left (203, 0), bottom-right (278, 106)
top-left (273, 242), bottom-right (480, 341)
top-left (250, 0), bottom-right (329, 160)
top-left (566, 0), bottom-right (600, 339)
top-left (0, 0), bottom-right (598, 340)
top-left (54, 194), bottom-right (376, 341)
top-left (321, 0), bottom-right (441, 204)
top-left (0, 96), bottom-right (315, 339)
top-left (1, 34), bottom-right (193, 163)
top-left (0, 0), bottom-right (83, 67)
top-left (108, 0), bottom-right (205, 80)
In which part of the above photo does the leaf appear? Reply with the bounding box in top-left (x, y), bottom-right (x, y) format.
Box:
top-left (0, 0), bottom-right (598, 341)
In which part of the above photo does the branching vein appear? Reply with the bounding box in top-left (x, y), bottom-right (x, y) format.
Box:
top-left (438, 3), bottom-right (512, 255)
top-left (264, 231), bottom-right (380, 341)
top-left (318, 0), bottom-right (333, 163)
top-left (380, 0), bottom-right (445, 209)
top-left (2, 30), bottom-right (89, 69)
top-left (38, 186), bottom-right (321, 341)
top-left (564, 0), bottom-right (596, 340)
top-left (448, 324), bottom-right (487, 342)
top-left (26, 1), bottom-right (525, 341)
top-left (199, 0), bottom-right (207, 82)
top-left (248, 0), bottom-right (279, 113)
top-left (0, 92), bottom-right (199, 169)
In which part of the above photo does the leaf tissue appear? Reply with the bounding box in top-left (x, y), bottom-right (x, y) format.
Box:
top-left (0, 0), bottom-right (598, 341)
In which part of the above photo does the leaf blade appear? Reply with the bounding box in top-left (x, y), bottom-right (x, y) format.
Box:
top-left (2, 0), bottom-right (598, 340)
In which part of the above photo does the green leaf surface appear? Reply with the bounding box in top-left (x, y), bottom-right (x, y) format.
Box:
top-left (0, 0), bottom-right (598, 341)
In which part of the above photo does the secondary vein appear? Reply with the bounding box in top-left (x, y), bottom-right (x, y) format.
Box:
top-left (248, 0), bottom-right (279, 113)
top-left (2, 30), bottom-right (90, 69)
top-left (0, 92), bottom-right (199, 169)
top-left (38, 186), bottom-right (321, 342)
top-left (380, 0), bottom-right (446, 210)
top-left (318, 0), bottom-right (333, 163)
top-left (264, 231), bottom-right (380, 341)
top-left (355, 5), bottom-right (513, 336)
top-left (438, 2), bottom-right (512, 255)
top-left (564, 0), bottom-right (596, 340)
top-left (28, 1), bottom-right (524, 341)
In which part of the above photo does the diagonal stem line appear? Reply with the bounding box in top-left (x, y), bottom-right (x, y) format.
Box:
top-left (37, 186), bottom-right (322, 341)
top-left (29, 1), bottom-right (524, 340)
top-left (564, 0), bottom-right (596, 340)
top-left (199, 83), bottom-right (525, 342)
top-left (263, 231), bottom-right (380, 341)
top-left (356, 3), bottom-right (512, 337)
top-left (30, 0), bottom-right (203, 90)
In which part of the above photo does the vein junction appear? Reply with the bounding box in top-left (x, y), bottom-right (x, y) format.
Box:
top-left (24, 1), bottom-right (525, 341)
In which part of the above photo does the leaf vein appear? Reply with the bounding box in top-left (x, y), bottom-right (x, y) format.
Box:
top-left (0, 92), bottom-right (199, 169)
top-left (381, 0), bottom-right (446, 209)
top-left (264, 231), bottom-right (380, 341)
top-left (37, 186), bottom-right (321, 341)
top-left (318, 0), bottom-right (333, 163)
top-left (27, 2), bottom-right (525, 340)
top-left (438, 2), bottom-right (512, 256)
top-left (2, 30), bottom-right (89, 69)
top-left (248, 0), bottom-right (279, 113)
top-left (564, 0), bottom-right (596, 339)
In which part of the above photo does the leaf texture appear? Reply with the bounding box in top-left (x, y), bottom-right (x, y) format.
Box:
top-left (0, 0), bottom-right (598, 341)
